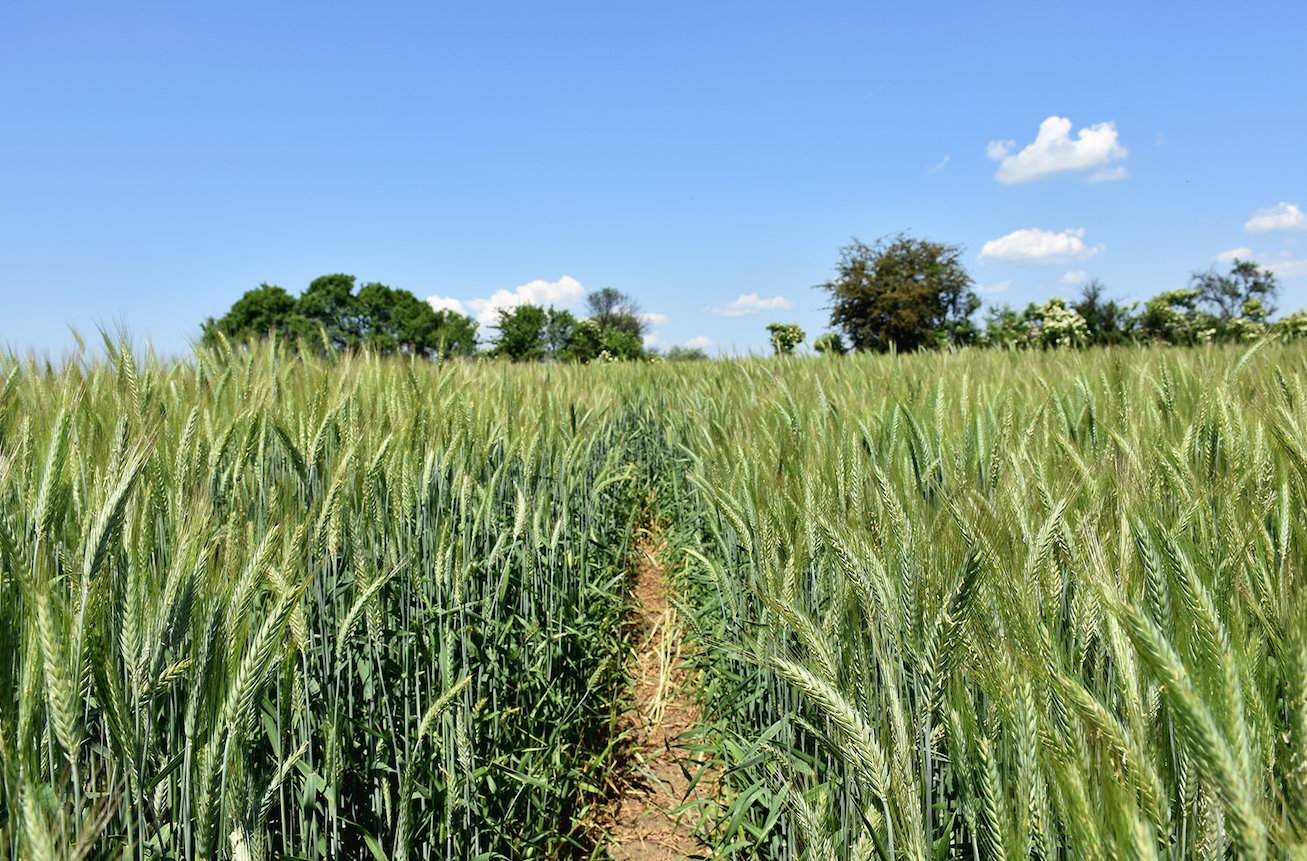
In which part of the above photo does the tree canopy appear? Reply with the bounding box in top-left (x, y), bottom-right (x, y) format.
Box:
top-left (820, 235), bottom-right (980, 352)
top-left (1190, 258), bottom-right (1278, 321)
top-left (766, 322), bottom-right (805, 355)
top-left (203, 275), bottom-right (477, 358)
top-left (977, 260), bottom-right (1285, 350)
top-left (585, 287), bottom-right (647, 338)
top-left (487, 288), bottom-right (649, 362)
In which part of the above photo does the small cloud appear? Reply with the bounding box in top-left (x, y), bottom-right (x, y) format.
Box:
top-left (684, 335), bottom-right (713, 349)
top-left (707, 292), bottom-right (793, 316)
top-left (1215, 247), bottom-right (1255, 263)
top-left (980, 228), bottom-right (1103, 264)
top-left (1060, 270), bottom-right (1090, 286)
top-left (926, 155), bottom-right (951, 175)
top-left (643, 332), bottom-right (660, 347)
top-left (989, 116), bottom-right (1127, 184)
top-left (977, 280), bottom-right (1012, 295)
top-left (986, 139), bottom-right (1014, 161)
top-left (426, 295), bottom-right (467, 315)
top-left (1267, 258), bottom-right (1307, 278)
top-left (1089, 166), bottom-right (1129, 183)
top-left (640, 311), bottom-right (669, 326)
top-left (1244, 202), bottom-right (1306, 233)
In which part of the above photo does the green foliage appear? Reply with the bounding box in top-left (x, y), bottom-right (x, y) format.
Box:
top-left (812, 332), bottom-right (846, 356)
top-left (766, 322), bottom-right (805, 356)
top-left (598, 327), bottom-right (644, 360)
top-left (8, 335), bottom-right (1307, 859)
top-left (648, 344), bottom-right (1307, 859)
top-left (821, 235), bottom-right (980, 352)
top-left (585, 287), bottom-right (647, 339)
top-left (982, 302), bottom-right (1027, 348)
top-left (1276, 310), bottom-right (1307, 342)
top-left (984, 297), bottom-right (1094, 349)
top-left (1071, 279), bottom-right (1136, 345)
top-left (1138, 287), bottom-right (1209, 345)
top-left (203, 275), bottom-right (477, 358)
top-left (1192, 258), bottom-right (1278, 322)
top-left (490, 303), bottom-right (549, 361)
top-left (0, 343), bottom-right (640, 858)
top-left (664, 345), bottom-right (710, 361)
top-left (298, 273), bottom-right (362, 349)
top-left (356, 281), bottom-right (478, 357)
top-left (202, 284), bottom-right (303, 343)
top-left (489, 289), bottom-right (650, 363)
top-left (544, 307), bottom-right (580, 357)
top-left (558, 317), bottom-right (604, 362)
top-left (1025, 297), bottom-right (1090, 348)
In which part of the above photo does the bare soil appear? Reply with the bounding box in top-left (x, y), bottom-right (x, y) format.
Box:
top-left (604, 532), bottom-right (716, 860)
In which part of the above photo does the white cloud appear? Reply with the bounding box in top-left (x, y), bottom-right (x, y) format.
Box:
top-left (1060, 270), bottom-right (1090, 286)
top-left (684, 335), bottom-right (713, 349)
top-left (926, 155), bottom-right (951, 175)
top-left (986, 139), bottom-right (1014, 161)
top-left (639, 313), bottom-right (669, 348)
top-left (1244, 202), bottom-right (1306, 233)
top-left (459, 275), bottom-right (585, 326)
top-left (988, 116), bottom-right (1127, 184)
top-left (706, 292), bottom-right (793, 316)
top-left (1215, 247), bottom-right (1255, 263)
top-left (426, 295), bottom-right (467, 315)
top-left (980, 228), bottom-right (1103, 264)
top-left (977, 280), bottom-right (1012, 295)
top-left (1267, 258), bottom-right (1307, 278)
top-left (1088, 166), bottom-right (1129, 183)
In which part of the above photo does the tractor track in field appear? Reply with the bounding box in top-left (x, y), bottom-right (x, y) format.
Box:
top-left (604, 529), bottom-right (717, 860)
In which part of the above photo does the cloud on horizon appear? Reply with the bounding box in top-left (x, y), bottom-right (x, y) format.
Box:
top-left (707, 292), bottom-right (793, 316)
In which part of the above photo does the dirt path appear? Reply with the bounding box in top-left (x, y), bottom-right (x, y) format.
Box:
top-left (606, 532), bottom-right (715, 860)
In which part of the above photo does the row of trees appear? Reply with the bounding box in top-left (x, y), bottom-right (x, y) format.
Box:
top-left (488, 288), bottom-right (648, 362)
top-left (202, 275), bottom-right (479, 358)
top-left (206, 237), bottom-right (1304, 364)
top-left (780, 235), bottom-right (1303, 355)
top-left (204, 278), bottom-right (715, 362)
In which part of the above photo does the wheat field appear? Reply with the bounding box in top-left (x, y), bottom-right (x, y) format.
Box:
top-left (2, 339), bottom-right (1305, 859)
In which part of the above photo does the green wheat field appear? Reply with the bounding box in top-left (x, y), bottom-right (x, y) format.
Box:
top-left (2, 339), bottom-right (1305, 859)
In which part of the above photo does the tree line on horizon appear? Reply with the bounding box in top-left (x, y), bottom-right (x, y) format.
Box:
top-left (203, 234), bottom-right (1307, 362)
top-left (771, 234), bottom-right (1306, 356)
top-left (203, 279), bottom-right (712, 362)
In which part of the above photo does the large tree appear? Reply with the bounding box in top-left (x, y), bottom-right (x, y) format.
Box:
top-left (585, 287), bottom-right (647, 338)
top-left (202, 284), bottom-right (303, 344)
top-left (544, 308), bottom-right (580, 357)
top-left (1071, 279), bottom-right (1135, 346)
top-left (298, 273), bottom-right (363, 350)
top-left (356, 282), bottom-right (478, 358)
top-left (491, 304), bottom-right (549, 361)
top-left (1190, 259), bottom-right (1278, 322)
top-left (820, 235), bottom-right (979, 352)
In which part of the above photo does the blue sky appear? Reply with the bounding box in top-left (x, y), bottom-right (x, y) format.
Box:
top-left (3, 1), bottom-right (1305, 356)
